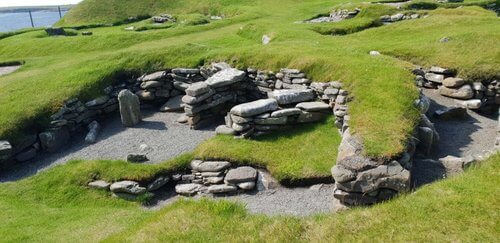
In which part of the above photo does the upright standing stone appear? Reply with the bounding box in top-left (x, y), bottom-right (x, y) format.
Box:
top-left (118, 90), bottom-right (142, 127)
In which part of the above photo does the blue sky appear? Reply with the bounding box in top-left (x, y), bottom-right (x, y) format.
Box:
top-left (0, 0), bottom-right (82, 8)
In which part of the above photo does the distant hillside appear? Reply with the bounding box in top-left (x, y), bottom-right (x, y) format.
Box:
top-left (57, 0), bottom-right (243, 26)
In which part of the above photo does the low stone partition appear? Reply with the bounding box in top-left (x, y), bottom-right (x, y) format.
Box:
top-left (413, 66), bottom-right (499, 112)
top-left (380, 13), bottom-right (424, 24)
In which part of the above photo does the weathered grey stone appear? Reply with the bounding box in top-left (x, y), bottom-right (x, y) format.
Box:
top-left (118, 90), bottom-right (142, 127)
top-left (15, 147), bottom-right (37, 162)
top-left (135, 90), bottom-right (155, 101)
top-left (268, 89), bottom-right (315, 105)
top-left (442, 77), bottom-right (465, 88)
top-left (434, 107), bottom-right (468, 120)
top-left (172, 68), bottom-right (200, 75)
top-left (425, 73), bottom-right (444, 83)
top-left (177, 114), bottom-right (188, 123)
top-left (225, 166), bottom-right (257, 184)
top-left (181, 89), bottom-right (215, 105)
top-left (88, 180), bottom-right (110, 190)
top-left (415, 96), bottom-right (431, 114)
top-left (310, 82), bottom-right (330, 91)
top-left (147, 176), bottom-right (169, 191)
top-left (0, 141), bottom-right (12, 160)
top-left (140, 81), bottom-right (163, 89)
top-left (472, 82), bottom-right (487, 91)
top-left (296, 101), bottom-right (330, 112)
top-left (262, 35), bottom-right (271, 45)
top-left (110, 181), bottom-right (146, 194)
top-left (230, 99), bottom-right (279, 117)
top-left (186, 82), bottom-right (211, 96)
top-left (201, 171), bottom-right (224, 177)
top-left (237, 182), bottom-right (256, 190)
top-left (203, 176), bottom-right (224, 184)
top-left (127, 154), bottom-right (148, 163)
top-left (296, 111), bottom-right (328, 123)
top-left (207, 184), bottom-right (238, 193)
top-left (39, 127), bottom-right (70, 153)
top-left (390, 13), bottom-right (404, 21)
top-left (232, 123), bottom-right (251, 132)
top-left (256, 170), bottom-right (280, 191)
top-left (254, 117), bottom-right (288, 125)
top-left (160, 95), bottom-right (184, 112)
top-left (139, 71), bottom-right (167, 82)
top-left (205, 68), bottom-right (246, 88)
top-left (230, 114), bottom-right (253, 123)
top-left (430, 66), bottom-right (454, 75)
top-left (336, 161), bottom-right (410, 193)
top-left (418, 127), bottom-right (434, 155)
top-left (271, 108), bottom-right (302, 118)
top-left (439, 155), bottom-right (464, 176)
top-left (216, 125), bottom-right (236, 135)
top-left (439, 85), bottom-right (474, 100)
top-left (191, 160), bottom-right (231, 172)
top-left (457, 99), bottom-right (482, 109)
top-left (331, 165), bottom-right (356, 183)
top-left (85, 96), bottom-right (109, 107)
top-left (173, 81), bottom-right (190, 91)
top-left (84, 121), bottom-right (101, 144)
top-left (175, 183), bottom-right (203, 196)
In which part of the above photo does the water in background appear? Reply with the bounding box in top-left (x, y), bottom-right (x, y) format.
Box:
top-left (0, 10), bottom-right (68, 32)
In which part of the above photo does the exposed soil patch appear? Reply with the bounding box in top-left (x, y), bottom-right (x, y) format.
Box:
top-left (0, 108), bottom-right (216, 182)
top-left (0, 65), bottom-right (21, 76)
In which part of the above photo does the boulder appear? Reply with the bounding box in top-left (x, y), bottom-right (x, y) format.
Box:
top-left (230, 99), bottom-right (279, 117)
top-left (271, 108), bottom-right (302, 118)
top-left (147, 176), bottom-right (170, 191)
top-left (216, 125), bottom-right (236, 135)
top-left (110, 181), bottom-right (146, 195)
top-left (224, 166), bottom-right (257, 184)
top-left (185, 82), bottom-right (211, 97)
top-left (160, 95), bottom-right (183, 112)
top-left (442, 77), bottom-right (465, 88)
top-left (207, 184), bottom-right (238, 193)
top-left (390, 13), bottom-right (404, 22)
top-left (39, 127), bottom-right (70, 153)
top-left (296, 101), bottom-right (330, 112)
top-left (268, 89), bottom-right (315, 105)
top-left (175, 183), bottom-right (203, 196)
top-left (88, 180), bottom-right (111, 190)
top-left (205, 68), bottom-right (246, 88)
top-left (331, 165), bottom-right (356, 183)
top-left (439, 85), bottom-right (474, 100)
top-left (425, 73), bottom-right (444, 83)
top-left (439, 155), bottom-right (464, 176)
top-left (191, 160), bottom-right (231, 172)
top-left (118, 90), bottom-right (142, 127)
top-left (457, 99), bottom-right (482, 109)
top-left (256, 170), bottom-right (280, 191)
top-left (84, 121), bottom-right (101, 144)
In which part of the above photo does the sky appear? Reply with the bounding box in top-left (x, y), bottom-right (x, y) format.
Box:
top-left (0, 0), bottom-right (82, 8)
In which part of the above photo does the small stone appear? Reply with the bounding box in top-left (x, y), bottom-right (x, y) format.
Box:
top-left (439, 37), bottom-right (450, 43)
top-left (216, 125), bottom-right (236, 135)
top-left (135, 90), bottom-right (155, 101)
top-left (147, 176), bottom-right (170, 191)
top-left (88, 180), bottom-right (110, 190)
top-left (140, 81), bottom-right (163, 89)
top-left (225, 166), bottom-right (257, 184)
top-left (270, 108), bottom-right (302, 118)
top-left (85, 96), bottom-right (109, 107)
top-left (296, 101), bottom-right (330, 112)
top-left (237, 182), bottom-right (256, 190)
top-left (430, 66), bottom-right (454, 75)
top-left (203, 176), bottom-right (224, 184)
top-left (39, 127), bottom-right (70, 153)
top-left (175, 183), bottom-right (203, 196)
top-left (185, 82), bottom-right (211, 97)
top-left (439, 85), bottom-right (474, 100)
top-left (172, 68), bottom-right (200, 75)
top-left (390, 13), bottom-right (404, 21)
top-left (177, 114), bottom-right (188, 123)
top-left (369, 51), bottom-right (380, 56)
top-left (457, 99), bottom-right (482, 110)
top-left (207, 184), bottom-right (238, 193)
top-left (262, 35), bottom-right (271, 45)
top-left (160, 95), bottom-right (183, 112)
top-left (191, 160), bottom-right (231, 172)
top-left (439, 155), bottom-right (465, 176)
top-left (442, 77), bottom-right (465, 88)
top-left (0, 141), bottom-right (13, 160)
top-left (309, 184), bottom-right (324, 191)
top-left (434, 107), bottom-right (468, 120)
top-left (110, 181), bottom-right (146, 195)
top-left (297, 111), bottom-right (328, 123)
top-left (84, 121), bottom-right (101, 144)
top-left (425, 73), bottom-right (444, 83)
top-left (139, 71), bottom-right (168, 82)
top-left (331, 165), bottom-right (356, 183)
top-left (127, 154), bottom-right (148, 163)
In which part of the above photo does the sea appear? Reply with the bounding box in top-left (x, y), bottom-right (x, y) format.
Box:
top-left (0, 10), bottom-right (68, 33)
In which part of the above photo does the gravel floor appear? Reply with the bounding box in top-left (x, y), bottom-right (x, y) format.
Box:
top-left (0, 65), bottom-right (21, 76)
top-left (146, 183), bottom-right (336, 217)
top-left (412, 89), bottom-right (497, 187)
top-left (0, 108), bottom-right (216, 182)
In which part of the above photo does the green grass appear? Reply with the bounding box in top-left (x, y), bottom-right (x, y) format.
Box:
top-left (195, 117), bottom-right (341, 182)
top-left (0, 0), bottom-right (499, 160)
top-left (2, 151), bottom-right (495, 242)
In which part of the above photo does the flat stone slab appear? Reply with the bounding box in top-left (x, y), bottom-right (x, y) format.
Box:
top-left (175, 183), bottom-right (203, 196)
top-left (268, 89), bottom-right (315, 105)
top-left (207, 184), bottom-right (238, 193)
top-left (205, 68), bottom-right (246, 88)
top-left (271, 108), bottom-right (302, 118)
top-left (296, 101), bottom-right (330, 111)
top-left (439, 85), bottom-right (474, 100)
top-left (191, 160), bottom-right (231, 172)
top-left (225, 166), bottom-right (258, 184)
top-left (160, 95), bottom-right (184, 112)
top-left (230, 99), bottom-right (279, 117)
top-left (185, 82), bottom-right (211, 97)
top-left (110, 181), bottom-right (146, 195)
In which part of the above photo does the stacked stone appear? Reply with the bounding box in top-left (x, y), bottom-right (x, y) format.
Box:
top-left (182, 68), bottom-right (246, 129)
top-left (307, 8), bottom-right (360, 23)
top-left (309, 81), bottom-right (349, 133)
top-left (135, 71), bottom-right (174, 101)
top-left (414, 66), bottom-right (499, 112)
top-left (380, 13), bottom-right (421, 23)
top-left (275, 68), bottom-right (311, 90)
top-left (88, 176), bottom-right (170, 199)
top-left (174, 160), bottom-right (258, 196)
top-left (218, 89), bottom-right (331, 137)
top-left (152, 14), bottom-right (175, 23)
top-left (246, 68), bottom-right (278, 96)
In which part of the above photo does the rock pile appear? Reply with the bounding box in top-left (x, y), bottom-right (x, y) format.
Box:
top-left (152, 14), bottom-right (175, 23)
top-left (380, 13), bottom-right (422, 23)
top-left (88, 176), bottom-right (170, 199)
top-left (307, 8), bottom-right (361, 23)
top-left (175, 161), bottom-right (258, 196)
top-left (413, 66), bottom-right (499, 112)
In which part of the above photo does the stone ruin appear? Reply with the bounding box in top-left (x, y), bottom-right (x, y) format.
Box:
top-left (306, 8), bottom-right (361, 23)
top-left (380, 13), bottom-right (423, 23)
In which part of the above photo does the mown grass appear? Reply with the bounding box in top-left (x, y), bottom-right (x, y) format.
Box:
top-left (0, 0), bottom-right (498, 160)
top-left (195, 117), bottom-right (341, 182)
top-left (1, 152), bottom-right (491, 242)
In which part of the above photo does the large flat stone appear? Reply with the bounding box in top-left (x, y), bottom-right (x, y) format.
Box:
top-left (425, 73), bottom-right (444, 83)
top-left (110, 181), bottom-right (146, 195)
top-left (296, 101), bottom-right (330, 112)
top-left (224, 166), bottom-right (257, 184)
top-left (439, 85), bottom-right (474, 100)
top-left (205, 68), bottom-right (246, 88)
top-left (191, 160), bottom-right (231, 172)
top-left (268, 89), bottom-right (315, 105)
top-left (175, 183), bottom-right (203, 196)
top-left (185, 82), bottom-right (211, 97)
top-left (230, 99), bottom-right (279, 117)
top-left (270, 108), bottom-right (302, 118)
